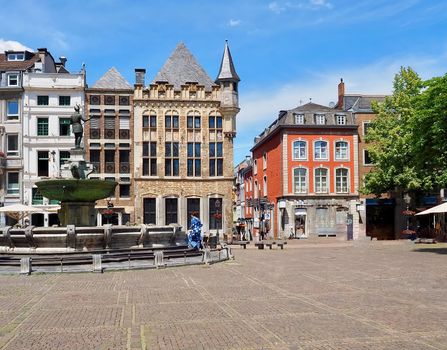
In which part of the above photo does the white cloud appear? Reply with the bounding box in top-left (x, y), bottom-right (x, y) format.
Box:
top-left (234, 52), bottom-right (447, 162)
top-left (228, 19), bottom-right (242, 27)
top-left (268, 2), bottom-right (285, 14)
top-left (0, 39), bottom-right (33, 52)
top-left (310, 0), bottom-right (332, 7)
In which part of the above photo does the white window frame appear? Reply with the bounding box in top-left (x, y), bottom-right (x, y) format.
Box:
top-left (6, 172), bottom-right (20, 195)
top-left (7, 53), bottom-right (24, 61)
top-left (292, 140), bottom-right (307, 160)
top-left (295, 113), bottom-right (305, 124)
top-left (253, 159), bottom-right (258, 175)
top-left (293, 167), bottom-right (307, 194)
top-left (315, 114), bottom-right (326, 125)
top-left (314, 140), bottom-right (329, 160)
top-left (336, 114), bottom-right (346, 125)
top-left (334, 140), bottom-right (349, 160)
top-left (6, 100), bottom-right (19, 120)
top-left (263, 176), bottom-right (267, 196)
top-left (314, 167), bottom-right (329, 194)
top-left (254, 180), bottom-right (259, 198)
top-left (6, 134), bottom-right (19, 156)
top-left (335, 167), bottom-right (349, 193)
top-left (263, 152), bottom-right (267, 169)
top-left (7, 73), bottom-right (19, 87)
top-left (363, 149), bottom-right (374, 166)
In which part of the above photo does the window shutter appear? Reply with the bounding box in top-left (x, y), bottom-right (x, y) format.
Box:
top-left (119, 116), bottom-right (130, 129)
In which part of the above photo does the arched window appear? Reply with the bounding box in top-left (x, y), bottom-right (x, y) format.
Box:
top-left (293, 168), bottom-right (307, 193)
top-left (335, 141), bottom-right (349, 160)
top-left (293, 140), bottom-right (307, 160)
top-left (314, 141), bottom-right (328, 160)
top-left (314, 168), bottom-right (328, 193)
top-left (335, 168), bottom-right (349, 193)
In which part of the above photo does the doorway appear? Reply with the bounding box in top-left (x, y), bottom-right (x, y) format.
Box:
top-left (294, 208), bottom-right (307, 238)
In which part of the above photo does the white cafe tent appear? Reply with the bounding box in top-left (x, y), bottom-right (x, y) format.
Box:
top-left (416, 202), bottom-right (447, 215)
top-left (0, 204), bottom-right (40, 221)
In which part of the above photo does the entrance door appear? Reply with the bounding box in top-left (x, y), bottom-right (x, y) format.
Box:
top-left (143, 198), bottom-right (156, 224)
top-left (294, 208), bottom-right (307, 238)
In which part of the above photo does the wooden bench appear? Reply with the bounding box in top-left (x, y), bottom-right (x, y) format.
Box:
top-left (232, 241), bottom-right (250, 249)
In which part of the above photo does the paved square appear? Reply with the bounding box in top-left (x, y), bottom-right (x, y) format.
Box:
top-left (1, 241), bottom-right (447, 349)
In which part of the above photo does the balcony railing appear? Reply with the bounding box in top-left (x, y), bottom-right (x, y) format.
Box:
top-left (119, 162), bottom-right (130, 173)
top-left (90, 129), bottom-right (100, 139)
top-left (104, 129), bottom-right (115, 139)
top-left (104, 162), bottom-right (115, 173)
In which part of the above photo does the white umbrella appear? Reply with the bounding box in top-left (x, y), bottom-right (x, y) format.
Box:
top-left (416, 202), bottom-right (447, 215)
top-left (0, 203), bottom-right (41, 220)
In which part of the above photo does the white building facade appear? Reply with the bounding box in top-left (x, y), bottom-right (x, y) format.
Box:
top-left (22, 70), bottom-right (85, 226)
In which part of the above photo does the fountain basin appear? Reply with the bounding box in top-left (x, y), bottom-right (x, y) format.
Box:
top-left (36, 179), bottom-right (117, 202)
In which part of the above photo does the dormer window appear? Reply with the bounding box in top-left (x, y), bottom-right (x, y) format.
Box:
top-left (7, 53), bottom-right (25, 61)
top-left (7, 74), bottom-right (19, 86)
top-left (315, 114), bottom-right (326, 125)
top-left (295, 114), bottom-right (305, 124)
top-left (336, 114), bottom-right (346, 125)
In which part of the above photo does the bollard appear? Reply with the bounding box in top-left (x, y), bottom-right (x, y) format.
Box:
top-left (92, 254), bottom-right (103, 273)
top-left (154, 251), bottom-right (164, 268)
top-left (20, 257), bottom-right (32, 275)
top-left (203, 248), bottom-right (211, 265)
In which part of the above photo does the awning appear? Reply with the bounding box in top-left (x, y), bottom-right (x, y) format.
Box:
top-left (416, 202), bottom-right (447, 215)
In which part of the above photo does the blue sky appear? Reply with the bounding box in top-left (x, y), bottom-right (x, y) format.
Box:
top-left (1, 0), bottom-right (447, 164)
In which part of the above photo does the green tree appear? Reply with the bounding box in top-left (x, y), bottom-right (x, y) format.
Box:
top-left (363, 67), bottom-right (422, 196)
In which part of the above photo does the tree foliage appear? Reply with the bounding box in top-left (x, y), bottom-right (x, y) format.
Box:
top-left (363, 67), bottom-right (447, 196)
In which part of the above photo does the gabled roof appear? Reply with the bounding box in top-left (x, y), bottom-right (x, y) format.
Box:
top-left (0, 51), bottom-right (39, 71)
top-left (289, 102), bottom-right (334, 112)
top-left (216, 40), bottom-right (240, 82)
top-left (343, 94), bottom-right (386, 112)
top-left (152, 42), bottom-right (215, 90)
top-left (92, 67), bottom-right (132, 90)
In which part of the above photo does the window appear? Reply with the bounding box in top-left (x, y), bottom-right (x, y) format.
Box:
top-left (6, 134), bottom-right (19, 156)
top-left (90, 95), bottom-right (100, 105)
top-left (37, 118), bottom-right (49, 136)
top-left (263, 176), bottom-right (267, 196)
top-left (59, 96), bottom-right (71, 106)
top-left (187, 115), bottom-right (201, 129)
top-left (209, 142), bottom-right (223, 176)
top-left (254, 180), bottom-right (259, 198)
top-left (315, 114), bottom-right (326, 125)
top-left (363, 122), bottom-right (371, 136)
top-left (253, 159), bottom-right (257, 175)
top-left (7, 53), bottom-right (24, 61)
top-left (119, 150), bottom-right (130, 173)
top-left (7, 74), bottom-right (18, 86)
top-left (335, 168), bottom-right (349, 193)
top-left (37, 151), bottom-right (49, 177)
top-left (335, 141), bottom-right (349, 160)
top-left (187, 198), bottom-right (200, 228)
top-left (209, 198), bottom-right (222, 230)
top-left (263, 152), bottom-right (267, 169)
top-left (209, 115), bottom-right (222, 129)
top-left (293, 140), bottom-right (307, 160)
top-left (104, 150), bottom-right (115, 173)
top-left (104, 95), bottom-right (115, 105)
top-left (314, 141), bottom-right (328, 160)
top-left (143, 198), bottom-right (156, 224)
top-left (59, 151), bottom-right (70, 169)
top-left (59, 118), bottom-right (71, 136)
top-left (364, 150), bottom-right (373, 165)
top-left (165, 113), bottom-right (179, 129)
top-left (119, 184), bottom-right (130, 198)
top-left (165, 198), bottom-right (178, 224)
top-left (293, 168), bottom-right (307, 193)
top-left (143, 114), bottom-right (157, 128)
top-left (90, 150), bottom-right (100, 172)
top-left (336, 115), bottom-right (346, 125)
top-left (7, 172), bottom-right (19, 195)
top-left (32, 188), bottom-right (43, 205)
top-left (143, 142), bottom-right (157, 176)
top-left (105, 116), bottom-right (116, 138)
top-left (37, 96), bottom-right (49, 105)
top-left (187, 142), bottom-right (201, 176)
top-left (6, 100), bottom-right (19, 120)
top-left (295, 114), bottom-right (305, 124)
top-left (165, 142), bottom-right (179, 176)
top-left (315, 168), bottom-right (328, 193)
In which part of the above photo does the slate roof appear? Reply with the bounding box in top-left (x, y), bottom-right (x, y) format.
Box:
top-left (343, 95), bottom-right (386, 112)
top-left (0, 51), bottom-right (39, 71)
top-left (92, 67), bottom-right (132, 90)
top-left (152, 42), bottom-right (215, 90)
top-left (216, 41), bottom-right (240, 82)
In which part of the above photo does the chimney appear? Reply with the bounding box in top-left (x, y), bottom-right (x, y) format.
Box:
top-left (59, 56), bottom-right (67, 67)
top-left (135, 68), bottom-right (146, 85)
top-left (337, 78), bottom-right (345, 109)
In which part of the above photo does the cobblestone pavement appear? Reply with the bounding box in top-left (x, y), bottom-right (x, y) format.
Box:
top-left (0, 241), bottom-right (447, 349)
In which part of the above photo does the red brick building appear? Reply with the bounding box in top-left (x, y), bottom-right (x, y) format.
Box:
top-left (250, 102), bottom-right (362, 240)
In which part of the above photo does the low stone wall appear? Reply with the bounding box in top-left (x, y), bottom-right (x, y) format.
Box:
top-left (0, 224), bottom-right (187, 253)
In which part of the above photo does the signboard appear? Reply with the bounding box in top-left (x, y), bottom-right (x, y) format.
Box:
top-left (295, 208), bottom-right (307, 216)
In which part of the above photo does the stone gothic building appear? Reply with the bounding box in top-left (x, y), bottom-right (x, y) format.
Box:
top-left (133, 42), bottom-right (240, 238)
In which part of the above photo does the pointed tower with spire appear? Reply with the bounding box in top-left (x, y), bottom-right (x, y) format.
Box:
top-left (216, 40), bottom-right (240, 140)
